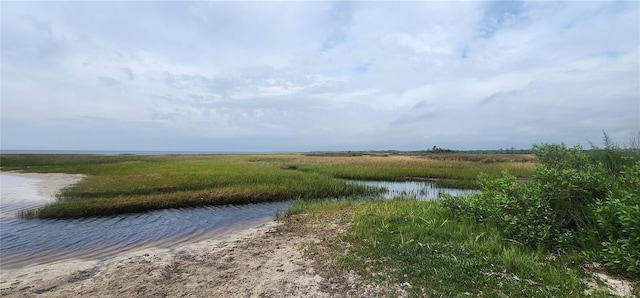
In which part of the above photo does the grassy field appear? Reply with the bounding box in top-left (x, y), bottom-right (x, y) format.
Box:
top-left (0, 153), bottom-right (533, 218)
top-left (283, 198), bottom-right (637, 297)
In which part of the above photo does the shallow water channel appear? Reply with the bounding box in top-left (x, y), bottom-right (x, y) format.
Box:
top-left (346, 180), bottom-right (479, 200)
top-left (0, 173), bottom-right (290, 270)
top-left (0, 174), bottom-right (476, 270)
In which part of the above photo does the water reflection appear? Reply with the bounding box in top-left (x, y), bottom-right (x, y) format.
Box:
top-left (0, 173), bottom-right (289, 270)
top-left (346, 180), bottom-right (479, 200)
top-left (0, 203), bottom-right (289, 269)
top-left (0, 174), bottom-right (475, 270)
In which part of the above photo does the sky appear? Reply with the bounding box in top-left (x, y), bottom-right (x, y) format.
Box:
top-left (1, 1), bottom-right (639, 152)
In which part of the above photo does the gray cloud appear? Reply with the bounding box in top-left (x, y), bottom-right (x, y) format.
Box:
top-left (2, 1), bottom-right (638, 151)
top-left (121, 68), bottom-right (135, 80)
top-left (98, 76), bottom-right (120, 88)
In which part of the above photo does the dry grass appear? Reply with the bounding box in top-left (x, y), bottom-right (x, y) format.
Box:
top-left (292, 154), bottom-right (534, 188)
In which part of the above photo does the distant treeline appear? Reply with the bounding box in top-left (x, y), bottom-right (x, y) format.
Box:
top-left (305, 148), bottom-right (533, 156)
top-left (305, 146), bottom-right (640, 157)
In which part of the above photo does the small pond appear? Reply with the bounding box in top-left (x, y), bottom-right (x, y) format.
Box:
top-left (346, 180), bottom-right (479, 200)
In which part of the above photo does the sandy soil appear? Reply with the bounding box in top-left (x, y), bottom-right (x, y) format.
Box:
top-left (0, 172), bottom-right (331, 297)
top-left (1, 223), bottom-right (329, 297)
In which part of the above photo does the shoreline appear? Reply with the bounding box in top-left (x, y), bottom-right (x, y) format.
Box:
top-left (0, 172), bottom-right (329, 297)
top-left (0, 172), bottom-right (86, 219)
top-left (1, 222), bottom-right (329, 297)
top-left (0, 171), bottom-right (86, 200)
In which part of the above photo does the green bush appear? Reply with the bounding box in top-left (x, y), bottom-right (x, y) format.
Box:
top-left (592, 162), bottom-right (640, 273)
top-left (441, 140), bottom-right (640, 274)
top-left (441, 173), bottom-right (555, 249)
top-left (531, 143), bottom-right (614, 231)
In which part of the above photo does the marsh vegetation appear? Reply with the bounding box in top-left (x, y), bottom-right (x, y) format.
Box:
top-left (285, 199), bottom-right (609, 297)
top-left (442, 142), bottom-right (640, 276)
top-left (0, 153), bottom-right (532, 218)
top-left (281, 142), bottom-right (638, 296)
top-left (1, 142), bottom-right (638, 295)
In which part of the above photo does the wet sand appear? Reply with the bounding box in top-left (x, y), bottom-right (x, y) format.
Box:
top-left (0, 172), bottom-right (329, 297)
top-left (0, 172), bottom-right (85, 218)
top-left (1, 223), bottom-right (328, 297)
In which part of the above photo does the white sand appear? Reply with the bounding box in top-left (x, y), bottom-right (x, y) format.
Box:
top-left (0, 172), bottom-right (329, 297)
top-left (0, 172), bottom-right (85, 218)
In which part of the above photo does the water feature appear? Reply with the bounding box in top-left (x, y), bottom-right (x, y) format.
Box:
top-left (0, 173), bottom-right (289, 270)
top-left (0, 174), bottom-right (476, 270)
top-left (346, 180), bottom-right (479, 200)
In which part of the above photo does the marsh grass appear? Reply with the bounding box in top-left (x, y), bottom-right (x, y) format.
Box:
top-left (295, 155), bottom-right (533, 188)
top-left (3, 155), bottom-right (379, 218)
top-left (1, 153), bottom-right (533, 218)
top-left (286, 199), bottom-right (619, 297)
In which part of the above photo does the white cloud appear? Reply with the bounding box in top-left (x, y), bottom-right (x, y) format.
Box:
top-left (2, 1), bottom-right (638, 151)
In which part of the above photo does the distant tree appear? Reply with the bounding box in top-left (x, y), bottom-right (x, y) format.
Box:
top-left (628, 131), bottom-right (640, 152)
top-left (429, 146), bottom-right (454, 153)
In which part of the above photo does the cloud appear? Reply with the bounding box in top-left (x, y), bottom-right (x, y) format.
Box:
top-left (1, 1), bottom-right (638, 151)
top-left (121, 68), bottom-right (135, 80)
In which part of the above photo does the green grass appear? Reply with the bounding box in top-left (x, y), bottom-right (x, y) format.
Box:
top-left (4, 153), bottom-right (634, 295)
top-left (294, 154), bottom-right (533, 189)
top-left (0, 153), bottom-right (533, 218)
top-left (2, 154), bottom-right (381, 218)
top-left (284, 199), bottom-right (631, 297)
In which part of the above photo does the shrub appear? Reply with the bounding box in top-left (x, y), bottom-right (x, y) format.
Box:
top-left (531, 143), bottom-right (612, 231)
top-left (592, 162), bottom-right (640, 273)
top-left (442, 139), bottom-right (640, 274)
top-left (442, 172), bottom-right (555, 248)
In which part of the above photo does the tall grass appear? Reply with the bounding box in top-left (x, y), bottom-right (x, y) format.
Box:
top-left (1, 153), bottom-right (533, 218)
top-left (285, 199), bottom-right (606, 297)
top-left (3, 155), bottom-right (379, 218)
top-left (295, 155), bottom-right (533, 188)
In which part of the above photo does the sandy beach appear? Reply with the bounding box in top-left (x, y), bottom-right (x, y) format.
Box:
top-left (0, 172), bottom-right (330, 297)
top-left (1, 223), bottom-right (329, 297)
